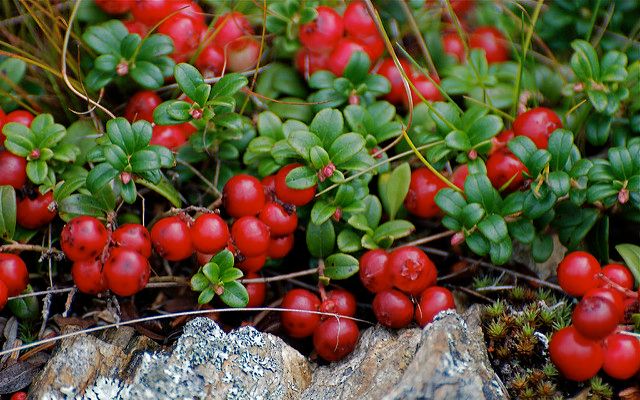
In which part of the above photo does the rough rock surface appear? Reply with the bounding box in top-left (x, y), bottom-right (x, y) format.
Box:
top-left (31, 307), bottom-right (507, 399)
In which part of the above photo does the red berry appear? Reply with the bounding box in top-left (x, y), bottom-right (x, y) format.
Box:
top-left (415, 286), bottom-right (456, 327)
top-left (295, 48), bottom-right (330, 76)
top-left (231, 216), bottom-right (270, 257)
top-left (572, 296), bottom-right (619, 340)
top-left (404, 167), bottom-right (448, 219)
top-left (112, 223), bottom-right (152, 258)
top-left (0, 151), bottom-right (27, 189)
top-left (9, 392), bottom-right (27, 400)
top-left (130, 0), bottom-right (190, 26)
top-left (190, 213), bottom-right (230, 254)
top-left (103, 248), bottom-right (150, 296)
top-left (388, 246), bottom-right (437, 295)
top-left (313, 318), bottom-right (359, 361)
top-left (267, 234), bottom-right (294, 259)
top-left (0, 280), bottom-right (7, 310)
top-left (377, 58), bottom-right (412, 104)
top-left (150, 216), bottom-right (194, 261)
top-left (409, 74), bottom-right (443, 104)
top-left (355, 33), bottom-right (384, 61)
top-left (557, 251), bottom-right (601, 297)
top-left (16, 190), bottom-right (56, 229)
top-left (159, 15), bottom-right (207, 62)
top-left (512, 107), bottom-right (562, 149)
top-left (237, 253), bottom-right (267, 273)
top-left (61, 216), bottom-right (109, 262)
top-left (259, 202), bottom-right (297, 236)
top-left (275, 164), bottom-right (317, 206)
top-left (442, 33), bottom-right (465, 62)
top-left (281, 288), bottom-right (321, 338)
top-left (151, 124), bottom-right (188, 149)
top-left (451, 164), bottom-right (468, 190)
top-left (299, 6), bottom-right (344, 53)
top-left (124, 91), bottom-right (162, 123)
top-left (486, 151), bottom-right (527, 191)
top-left (600, 263), bottom-right (634, 291)
top-left (0, 253), bottom-right (28, 296)
top-left (196, 43), bottom-right (225, 77)
top-left (261, 174), bottom-right (277, 200)
top-left (320, 289), bottom-right (357, 318)
top-left (489, 129), bottom-right (515, 155)
top-left (372, 289), bottom-right (414, 328)
top-left (327, 38), bottom-right (368, 76)
top-left (359, 249), bottom-right (392, 293)
top-left (603, 333), bottom-right (640, 380)
top-left (343, 1), bottom-right (377, 38)
top-left (584, 287), bottom-right (626, 321)
top-left (95, 0), bottom-right (131, 14)
top-left (549, 326), bottom-right (603, 381)
top-left (245, 273), bottom-right (266, 308)
top-left (123, 20), bottom-right (148, 36)
top-left (223, 174), bottom-right (266, 218)
top-left (469, 27), bottom-right (509, 64)
top-left (4, 110), bottom-right (34, 127)
top-left (226, 37), bottom-right (260, 72)
top-left (211, 12), bottom-right (254, 49)
top-left (71, 259), bottom-right (106, 294)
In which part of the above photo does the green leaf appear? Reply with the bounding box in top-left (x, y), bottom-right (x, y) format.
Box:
top-left (508, 136), bottom-right (537, 164)
top-left (84, 69), bottom-right (114, 91)
top-left (26, 160), bottom-right (48, 184)
top-left (489, 238), bottom-right (512, 265)
top-left (587, 90), bottom-right (608, 113)
top-left (148, 145), bottom-right (175, 168)
top-left (478, 214), bottom-right (508, 243)
top-left (285, 165), bottom-right (317, 189)
top-left (547, 171), bottom-right (571, 197)
top-left (210, 73), bottom-right (248, 98)
top-left (570, 39), bottom-right (600, 81)
top-left (94, 54), bottom-right (118, 72)
top-left (310, 108), bottom-right (344, 148)
top-left (324, 253), bottom-right (359, 280)
top-left (0, 186), bottom-right (16, 240)
top-left (120, 179), bottom-right (137, 204)
top-left (106, 118), bottom-right (134, 154)
top-left (0, 58), bottom-right (26, 93)
top-left (616, 244), bottom-right (640, 286)
top-left (130, 61), bottom-right (164, 89)
top-left (287, 130), bottom-right (322, 160)
top-left (221, 267), bottom-right (244, 283)
top-left (7, 285), bottom-right (39, 319)
top-left (508, 219), bottom-right (535, 244)
top-left (57, 193), bottom-right (107, 221)
top-left (445, 130), bottom-right (471, 151)
top-left (138, 34), bottom-right (174, 59)
top-left (552, 203), bottom-right (599, 248)
top-left (306, 220), bottom-right (335, 258)
top-left (464, 174), bottom-right (499, 213)
top-left (337, 229), bottom-right (362, 253)
top-left (198, 287), bottom-right (215, 304)
top-left (329, 133), bottom-right (365, 165)
top-left (468, 115), bottom-right (503, 145)
top-left (342, 51), bottom-right (370, 82)
top-left (82, 19), bottom-right (128, 54)
top-left (435, 188), bottom-right (467, 217)
top-left (131, 150), bottom-right (161, 172)
top-left (600, 51), bottom-right (628, 82)
top-left (220, 281), bottom-right (249, 308)
top-left (203, 262), bottom-right (220, 282)
top-left (309, 71), bottom-right (336, 89)
top-left (103, 144), bottom-right (128, 170)
top-left (135, 175), bottom-right (182, 207)
top-left (466, 231), bottom-right (489, 256)
top-left (309, 146), bottom-right (331, 170)
top-left (526, 150), bottom-right (552, 177)
top-left (585, 114), bottom-right (612, 147)
top-left (373, 220), bottom-right (414, 243)
top-left (3, 122), bottom-right (35, 156)
top-left (174, 63), bottom-right (205, 101)
top-left (532, 234), bottom-right (553, 263)
top-left (523, 187), bottom-right (556, 219)
top-left (363, 195), bottom-right (382, 228)
top-left (378, 162), bottom-right (411, 220)
top-left (310, 201), bottom-right (338, 225)
top-left (153, 100), bottom-right (191, 125)
top-left (190, 272), bottom-right (209, 291)
top-left (257, 111), bottom-right (283, 139)
top-left (548, 130), bottom-right (574, 171)
top-left (213, 249), bottom-right (235, 271)
top-left (120, 34), bottom-right (141, 59)
top-left (608, 147), bottom-right (634, 180)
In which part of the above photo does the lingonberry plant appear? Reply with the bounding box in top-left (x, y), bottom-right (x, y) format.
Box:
top-left (0, 1), bottom-right (639, 396)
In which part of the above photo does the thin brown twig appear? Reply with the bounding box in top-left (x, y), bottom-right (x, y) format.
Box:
top-left (395, 230), bottom-right (455, 249)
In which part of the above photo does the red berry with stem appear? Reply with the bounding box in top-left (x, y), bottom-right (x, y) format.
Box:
top-left (0, 253), bottom-right (29, 296)
top-left (0, 280), bottom-right (7, 310)
top-left (442, 33), bottom-right (465, 62)
top-left (211, 12), bottom-right (254, 49)
top-left (327, 39), bottom-right (368, 76)
top-left (408, 74), bottom-right (443, 104)
top-left (103, 248), bottom-right (150, 297)
top-left (299, 6), bottom-right (344, 53)
top-left (245, 273), bottom-right (266, 308)
top-left (404, 167), bottom-right (448, 219)
top-left (71, 259), bottom-right (106, 294)
top-left (320, 289), bottom-right (357, 318)
top-left (130, 0), bottom-right (190, 26)
top-left (572, 295), bottom-right (619, 340)
top-left (377, 58), bottom-right (412, 104)
top-left (343, 1), bottom-right (377, 38)
top-left (259, 202), bottom-right (298, 236)
top-left (359, 249), bottom-right (392, 293)
top-left (16, 190), bottom-right (56, 229)
top-left (451, 164), bottom-right (469, 190)
top-left (486, 151), bottom-right (527, 192)
top-left (603, 333), bottom-right (640, 380)
top-left (124, 91), bottom-right (162, 123)
top-left (112, 223), bottom-right (152, 258)
top-left (196, 43), bottom-right (225, 77)
top-left (583, 287), bottom-right (626, 321)
top-left (275, 164), bottom-right (317, 206)
top-left (549, 326), bottom-right (603, 381)
top-left (267, 234), bottom-right (294, 259)
top-left (388, 246), bottom-right (437, 295)
top-left (237, 253), bottom-right (267, 273)
top-left (226, 37), bottom-right (260, 72)
top-left (600, 263), bottom-right (634, 291)
top-left (150, 216), bottom-right (194, 261)
top-left (469, 27), bottom-right (509, 64)
top-left (231, 216), bottom-right (270, 257)
top-left (313, 318), bottom-right (359, 361)
top-left (281, 289), bottom-right (321, 338)
top-left (61, 216), bottom-right (109, 262)
top-left (512, 107), bottom-right (562, 149)
top-left (373, 289), bottom-right (414, 328)
top-left (489, 129), bottom-right (515, 155)
top-left (557, 251), bottom-right (601, 297)
top-left (223, 174), bottom-right (266, 218)
top-left (415, 286), bottom-right (456, 327)
top-left (95, 0), bottom-right (131, 14)
top-left (151, 125), bottom-right (188, 150)
top-left (159, 14), bottom-right (207, 62)
top-left (190, 213), bottom-right (230, 254)
top-left (0, 151), bottom-right (27, 189)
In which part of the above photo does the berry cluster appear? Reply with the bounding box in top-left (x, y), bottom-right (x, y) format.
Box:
top-left (0, 253), bottom-right (29, 310)
top-left (550, 251), bottom-right (640, 381)
top-left (377, 58), bottom-right (442, 106)
top-left (360, 246), bottom-right (455, 328)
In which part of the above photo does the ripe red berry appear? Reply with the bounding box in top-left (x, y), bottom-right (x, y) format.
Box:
top-left (231, 216), bottom-right (270, 257)
top-left (512, 107), bottom-right (563, 149)
top-left (355, 33), bottom-right (384, 61)
top-left (237, 253), bottom-right (267, 273)
top-left (469, 27), bottom-right (509, 64)
top-left (372, 289), bottom-right (414, 328)
top-left (61, 216), bottom-right (109, 262)
top-left (261, 174), bottom-right (277, 199)
top-left (489, 129), bottom-right (515, 155)
top-left (226, 37), bottom-right (260, 72)
top-left (359, 249), bottom-right (393, 293)
top-left (327, 38), bottom-right (368, 76)
top-left (415, 286), bottom-right (456, 327)
top-left (549, 326), bottom-right (603, 381)
top-left (409, 74), bottom-right (442, 104)
top-left (451, 164), bottom-right (469, 190)
top-left (95, 0), bottom-right (131, 14)
top-left (267, 234), bottom-right (294, 259)
top-left (404, 167), bottom-right (448, 219)
top-left (103, 248), bottom-right (151, 296)
top-left (245, 273), bottom-right (266, 308)
top-left (583, 287), bottom-right (626, 321)
top-left (557, 251), bottom-right (601, 297)
top-left (223, 174), bottom-right (266, 218)
top-left (275, 164), bottom-right (317, 206)
top-left (4, 110), bottom-right (34, 127)
top-left (600, 263), bottom-right (634, 291)
top-left (150, 216), bottom-right (194, 261)
top-left (295, 48), bottom-right (330, 76)
top-left (377, 58), bottom-right (412, 104)
top-left (486, 151), bottom-right (527, 192)
top-left (299, 6), bottom-right (344, 53)
top-left (130, 0), bottom-right (190, 26)
top-left (259, 202), bottom-right (298, 236)
top-left (442, 33), bottom-right (465, 62)
top-left (159, 15), bottom-right (207, 62)
top-left (112, 223), bottom-right (152, 258)
top-left (0, 280), bottom-right (7, 310)
top-left (9, 392), bottom-right (27, 400)
top-left (388, 246), bottom-right (437, 295)
top-left (281, 289), bottom-right (321, 338)
top-left (151, 124), bottom-right (188, 149)
top-left (211, 12), bottom-right (254, 49)
top-left (0, 151), bottom-right (27, 189)
top-left (71, 259), bottom-right (106, 294)
top-left (124, 91), bottom-right (162, 123)
top-left (16, 190), bottom-right (56, 229)
top-left (320, 289), bottom-right (357, 318)
top-left (190, 213), bottom-right (230, 254)
top-left (343, 1), bottom-right (377, 38)
top-left (123, 20), bottom-right (148, 36)
top-left (313, 318), bottom-right (359, 361)
top-left (572, 296), bottom-right (619, 340)
top-left (603, 333), bottom-right (640, 380)
top-left (0, 253), bottom-right (29, 296)
top-left (196, 43), bottom-right (225, 77)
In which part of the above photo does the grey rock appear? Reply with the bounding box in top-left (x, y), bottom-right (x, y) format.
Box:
top-left (512, 233), bottom-right (566, 280)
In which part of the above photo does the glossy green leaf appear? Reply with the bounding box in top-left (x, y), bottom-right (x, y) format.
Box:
top-left (0, 186), bottom-right (16, 240)
top-left (306, 220), bottom-right (335, 258)
top-left (337, 229), bottom-right (362, 253)
top-left (191, 272), bottom-right (209, 291)
top-left (324, 253), bottom-right (359, 280)
top-left (373, 220), bottom-right (414, 243)
top-left (310, 108), bottom-right (344, 148)
top-left (130, 61), bottom-right (164, 89)
top-left (378, 162), bottom-right (411, 220)
top-left (329, 133), bottom-right (365, 165)
top-left (311, 201), bottom-right (338, 225)
top-left (478, 214), bottom-right (508, 243)
top-left (220, 281), bottom-right (249, 308)
top-left (285, 165), bottom-right (317, 189)
top-left (174, 63), bottom-right (205, 101)
top-left (616, 244), bottom-right (640, 286)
